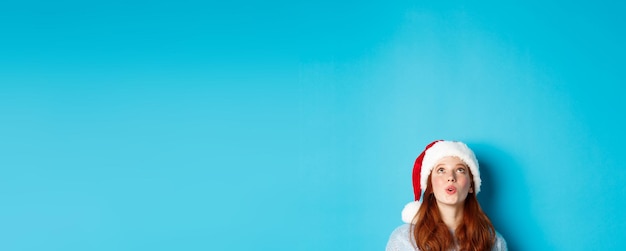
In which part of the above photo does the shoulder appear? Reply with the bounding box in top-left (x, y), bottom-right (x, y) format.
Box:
top-left (493, 231), bottom-right (508, 251)
top-left (386, 224), bottom-right (417, 251)
top-left (389, 223), bottom-right (411, 237)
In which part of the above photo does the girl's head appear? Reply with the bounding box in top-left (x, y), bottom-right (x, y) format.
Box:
top-left (429, 156), bottom-right (474, 208)
top-left (403, 140), bottom-right (496, 251)
top-left (402, 140), bottom-right (481, 223)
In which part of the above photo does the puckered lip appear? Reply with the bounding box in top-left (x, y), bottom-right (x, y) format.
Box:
top-left (445, 185), bottom-right (457, 194)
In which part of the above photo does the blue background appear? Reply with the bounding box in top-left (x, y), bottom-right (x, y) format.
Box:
top-left (1, 1), bottom-right (625, 250)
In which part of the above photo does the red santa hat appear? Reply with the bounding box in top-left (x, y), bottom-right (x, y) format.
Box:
top-left (401, 140), bottom-right (482, 223)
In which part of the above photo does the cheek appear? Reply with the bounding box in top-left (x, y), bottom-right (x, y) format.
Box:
top-left (459, 176), bottom-right (472, 189)
top-left (431, 176), bottom-right (446, 187)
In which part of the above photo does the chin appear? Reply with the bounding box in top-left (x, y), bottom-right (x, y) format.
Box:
top-left (437, 200), bottom-right (460, 206)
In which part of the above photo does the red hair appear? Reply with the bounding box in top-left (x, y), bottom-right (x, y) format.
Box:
top-left (410, 171), bottom-right (496, 251)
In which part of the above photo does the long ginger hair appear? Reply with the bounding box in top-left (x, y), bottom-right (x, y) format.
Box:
top-left (410, 171), bottom-right (496, 251)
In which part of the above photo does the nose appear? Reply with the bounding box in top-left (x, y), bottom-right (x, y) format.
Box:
top-left (447, 173), bottom-right (456, 182)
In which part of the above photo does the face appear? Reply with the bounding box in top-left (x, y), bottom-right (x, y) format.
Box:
top-left (430, 156), bottom-right (473, 208)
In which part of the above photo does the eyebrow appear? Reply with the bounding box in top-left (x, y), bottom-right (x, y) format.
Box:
top-left (435, 163), bottom-right (468, 168)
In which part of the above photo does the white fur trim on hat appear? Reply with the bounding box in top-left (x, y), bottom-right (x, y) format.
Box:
top-left (401, 200), bottom-right (421, 223)
top-left (420, 141), bottom-right (481, 194)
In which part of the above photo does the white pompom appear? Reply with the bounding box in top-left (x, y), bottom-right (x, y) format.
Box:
top-left (401, 200), bottom-right (421, 223)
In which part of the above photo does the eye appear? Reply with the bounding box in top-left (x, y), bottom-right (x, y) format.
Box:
top-left (437, 168), bottom-right (445, 173)
top-left (456, 168), bottom-right (466, 173)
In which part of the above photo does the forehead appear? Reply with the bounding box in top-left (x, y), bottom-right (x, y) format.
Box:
top-left (433, 156), bottom-right (467, 167)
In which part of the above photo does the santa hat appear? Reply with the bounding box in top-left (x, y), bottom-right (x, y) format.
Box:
top-left (401, 140), bottom-right (481, 223)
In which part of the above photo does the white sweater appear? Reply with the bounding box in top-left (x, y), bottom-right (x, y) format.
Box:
top-left (386, 224), bottom-right (508, 251)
